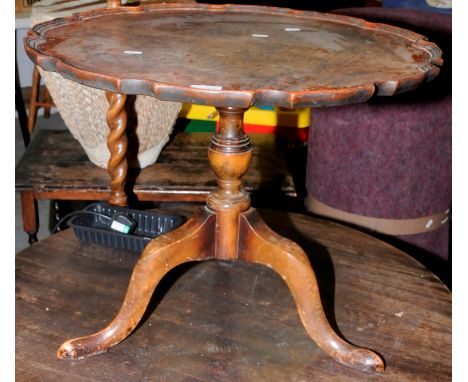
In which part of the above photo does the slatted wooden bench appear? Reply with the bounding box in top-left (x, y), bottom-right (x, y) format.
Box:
top-left (16, 129), bottom-right (298, 243)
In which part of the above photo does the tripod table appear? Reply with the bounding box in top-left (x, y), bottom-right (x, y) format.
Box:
top-left (24, 3), bottom-right (442, 373)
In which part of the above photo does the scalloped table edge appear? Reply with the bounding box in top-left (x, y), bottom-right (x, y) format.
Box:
top-left (24, 3), bottom-right (443, 109)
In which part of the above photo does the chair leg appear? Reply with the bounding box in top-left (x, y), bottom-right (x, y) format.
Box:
top-left (43, 87), bottom-right (52, 119)
top-left (106, 92), bottom-right (129, 206)
top-left (27, 65), bottom-right (41, 134)
top-left (20, 191), bottom-right (38, 245)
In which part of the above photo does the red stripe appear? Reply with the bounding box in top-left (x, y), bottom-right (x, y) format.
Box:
top-left (215, 122), bottom-right (309, 141)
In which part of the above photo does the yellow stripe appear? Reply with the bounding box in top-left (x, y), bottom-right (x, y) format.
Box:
top-left (179, 104), bottom-right (310, 128)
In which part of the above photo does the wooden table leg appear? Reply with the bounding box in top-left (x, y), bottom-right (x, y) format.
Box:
top-left (20, 191), bottom-right (38, 245)
top-left (106, 92), bottom-right (128, 206)
top-left (57, 106), bottom-right (384, 373)
top-left (239, 209), bottom-right (384, 373)
top-left (57, 207), bottom-right (216, 359)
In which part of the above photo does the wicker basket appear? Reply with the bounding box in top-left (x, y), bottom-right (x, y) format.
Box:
top-left (31, 0), bottom-right (184, 169)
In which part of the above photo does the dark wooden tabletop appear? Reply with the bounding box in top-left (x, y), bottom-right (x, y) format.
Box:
top-left (16, 206), bottom-right (451, 381)
top-left (15, 130), bottom-right (296, 201)
top-left (25, 4), bottom-right (442, 108)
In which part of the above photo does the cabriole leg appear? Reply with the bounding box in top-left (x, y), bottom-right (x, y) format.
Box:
top-left (57, 208), bottom-right (216, 359)
top-left (239, 209), bottom-right (384, 373)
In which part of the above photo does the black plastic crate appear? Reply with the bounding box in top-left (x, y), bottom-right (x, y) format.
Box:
top-left (67, 203), bottom-right (186, 253)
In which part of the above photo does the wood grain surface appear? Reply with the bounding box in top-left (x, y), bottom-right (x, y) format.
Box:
top-left (24, 4), bottom-right (442, 108)
top-left (15, 130), bottom-right (296, 201)
top-left (16, 207), bottom-right (451, 381)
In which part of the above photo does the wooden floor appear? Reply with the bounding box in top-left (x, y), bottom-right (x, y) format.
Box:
top-left (16, 207), bottom-right (451, 381)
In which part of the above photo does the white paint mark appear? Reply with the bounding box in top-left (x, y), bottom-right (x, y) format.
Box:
top-left (441, 217), bottom-right (449, 224)
top-left (445, 208), bottom-right (450, 214)
top-left (425, 219), bottom-right (434, 229)
top-left (45, 307), bottom-right (49, 311)
top-left (357, 322), bottom-right (374, 331)
top-left (206, 343), bottom-right (219, 353)
top-left (124, 50), bottom-right (143, 55)
top-left (394, 311), bottom-right (404, 318)
top-left (285, 27), bottom-right (301, 32)
top-left (190, 84), bottom-right (223, 91)
top-left (251, 34), bottom-right (269, 38)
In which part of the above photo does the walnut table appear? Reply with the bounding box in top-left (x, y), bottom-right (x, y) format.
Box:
top-left (24, 3), bottom-right (443, 373)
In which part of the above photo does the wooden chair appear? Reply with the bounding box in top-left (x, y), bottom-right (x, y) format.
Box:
top-left (27, 65), bottom-right (53, 135)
